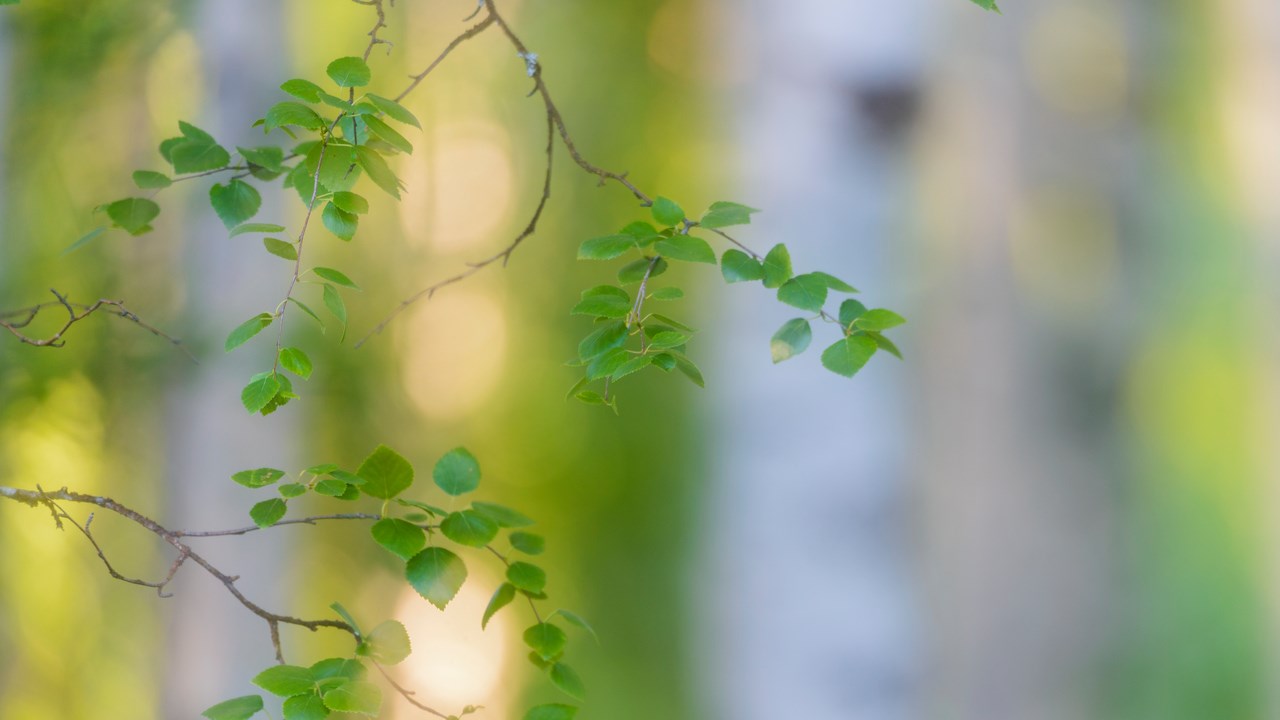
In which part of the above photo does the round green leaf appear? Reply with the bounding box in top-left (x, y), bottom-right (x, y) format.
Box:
top-left (820, 336), bottom-right (878, 378)
top-left (523, 622), bottom-right (567, 660)
top-left (210, 179), bottom-right (262, 231)
top-left (432, 447), bottom-right (481, 496)
top-left (322, 680), bottom-right (381, 715)
top-left (357, 620), bottom-right (412, 665)
top-left (282, 693), bottom-right (328, 720)
top-left (370, 518), bottom-right (426, 560)
top-left (506, 561), bottom-right (547, 594)
top-left (761, 243), bottom-right (793, 288)
top-left (279, 347), bottom-right (313, 379)
top-left (249, 498), bottom-right (287, 528)
top-left (406, 547), bottom-right (467, 610)
top-left (326, 57), bottom-right (372, 88)
top-left (105, 198), bottom-right (160, 235)
top-left (252, 665), bottom-right (315, 697)
top-left (720, 249), bottom-right (764, 283)
top-left (650, 196), bottom-right (685, 227)
top-left (776, 273), bottom-right (829, 313)
top-left (441, 510), bottom-right (499, 547)
top-left (357, 445), bottom-right (414, 499)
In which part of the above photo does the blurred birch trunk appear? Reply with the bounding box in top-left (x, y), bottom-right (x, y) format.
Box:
top-left (161, 1), bottom-right (293, 714)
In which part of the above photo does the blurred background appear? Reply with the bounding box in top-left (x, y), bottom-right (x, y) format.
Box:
top-left (1, 0), bottom-right (1278, 719)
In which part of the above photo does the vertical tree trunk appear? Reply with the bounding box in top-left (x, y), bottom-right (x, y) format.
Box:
top-left (161, 1), bottom-right (291, 714)
top-left (701, 1), bottom-right (926, 718)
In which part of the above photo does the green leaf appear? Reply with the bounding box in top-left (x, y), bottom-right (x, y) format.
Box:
top-left (651, 353), bottom-right (677, 371)
top-left (523, 622), bottom-right (567, 660)
top-left (577, 234), bottom-right (637, 261)
top-left (290, 297), bottom-right (325, 328)
top-left (281, 78), bottom-right (325, 102)
top-left (258, 373), bottom-right (295, 417)
top-left (210, 179), bottom-right (262, 230)
top-left (357, 620), bottom-right (411, 665)
top-left (357, 445), bottom-right (415, 499)
top-left (509, 531), bottom-right (545, 555)
top-left (854, 308), bottom-right (906, 331)
top-left (720, 249), bottom-right (764, 283)
top-left (770, 318), bottom-right (812, 363)
top-left (471, 502), bottom-right (534, 528)
top-left (169, 123), bottom-right (231, 173)
top-left (231, 222), bottom-right (287, 238)
top-left (867, 331), bottom-right (903, 359)
top-left (253, 665), bottom-right (314, 697)
top-left (969, 0), bottom-right (1001, 12)
top-left (250, 498), bottom-right (287, 528)
top-left (322, 681), bottom-right (381, 716)
top-left (577, 320), bottom-right (628, 361)
top-left (648, 313), bottom-right (694, 332)
top-left (838, 298), bottom-right (867, 327)
top-left (264, 237), bottom-right (298, 261)
top-left (264, 101), bottom-right (325, 133)
top-left (202, 695), bottom-right (264, 720)
top-left (673, 353), bottom-right (705, 388)
top-left (232, 467), bottom-right (285, 489)
top-left (313, 144), bottom-right (360, 192)
top-left (647, 331), bottom-right (689, 350)
top-left (506, 561), bottom-right (547, 594)
top-left (364, 115), bottom-right (412, 154)
top-left (650, 287), bottom-right (683, 301)
top-left (326, 57), bottom-right (371, 88)
top-left (611, 354), bottom-right (652, 381)
top-left (239, 146), bottom-right (285, 173)
top-left (321, 202), bottom-right (358, 241)
top-left (650, 196), bottom-right (685, 227)
top-left (311, 658), bottom-right (367, 682)
top-left (553, 610), bottom-right (599, 644)
top-left (441, 510), bottom-right (499, 547)
top-left (570, 286), bottom-right (631, 319)
top-left (313, 266), bottom-right (360, 289)
top-left (582, 348), bottom-right (628, 382)
top-left (314, 478), bottom-right (350, 497)
top-left (370, 518), bottom-right (426, 560)
top-left (105, 198), bottom-right (160, 235)
top-left (551, 663), bottom-right (587, 700)
top-left (811, 271), bottom-right (857, 293)
top-left (482, 582), bottom-right (517, 629)
top-left (282, 693), bottom-right (329, 720)
top-left (225, 313), bottom-right (274, 352)
top-left (761, 243), bottom-right (793, 289)
top-left (279, 483), bottom-right (307, 498)
top-left (619, 220), bottom-right (662, 243)
top-left (655, 234), bottom-right (716, 264)
top-left (617, 257), bottom-right (667, 284)
top-left (366, 93), bottom-right (421, 128)
top-left (132, 170), bottom-right (171, 189)
top-left (433, 447), bottom-right (481, 496)
top-left (279, 347), bottom-right (313, 379)
top-left (329, 191), bottom-right (369, 215)
top-left (820, 336), bottom-right (878, 378)
top-left (699, 200), bottom-right (759, 229)
top-left (523, 704), bottom-right (578, 720)
top-left (355, 146), bottom-right (402, 198)
top-left (777, 273), bottom-right (829, 312)
top-left (321, 283), bottom-right (347, 331)
top-left (241, 372), bottom-right (282, 414)
top-left (63, 226), bottom-right (106, 255)
top-left (406, 547), bottom-right (467, 610)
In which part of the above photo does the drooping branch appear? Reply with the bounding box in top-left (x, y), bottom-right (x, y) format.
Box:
top-left (0, 485), bottom-right (354, 664)
top-left (359, 0), bottom-right (768, 342)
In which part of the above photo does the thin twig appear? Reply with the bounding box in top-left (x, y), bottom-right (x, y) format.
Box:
top-left (1, 289), bottom-right (195, 361)
top-left (0, 485), bottom-right (356, 663)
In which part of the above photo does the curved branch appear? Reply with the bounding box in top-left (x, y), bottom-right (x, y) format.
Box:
top-left (0, 485), bottom-right (355, 663)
